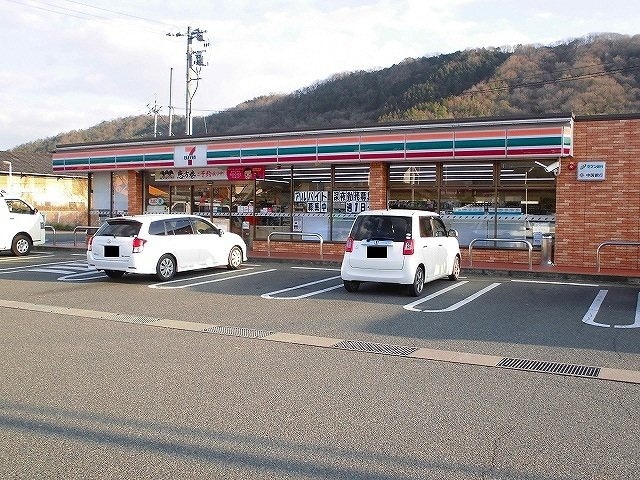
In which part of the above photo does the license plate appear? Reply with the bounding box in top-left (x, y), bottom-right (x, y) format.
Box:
top-left (104, 245), bottom-right (119, 257)
top-left (367, 246), bottom-right (387, 258)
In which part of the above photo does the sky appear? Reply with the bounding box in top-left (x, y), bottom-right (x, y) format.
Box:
top-left (0, 0), bottom-right (639, 150)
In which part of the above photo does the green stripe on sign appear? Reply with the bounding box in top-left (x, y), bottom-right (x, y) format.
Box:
top-left (208, 150), bottom-right (240, 158)
top-left (278, 146), bottom-right (316, 156)
top-left (360, 142), bottom-right (404, 152)
top-left (91, 157), bottom-right (116, 164)
top-left (116, 155), bottom-right (144, 163)
top-left (145, 153), bottom-right (173, 161)
top-left (456, 138), bottom-right (505, 149)
top-left (507, 136), bottom-right (561, 147)
top-left (406, 140), bottom-right (453, 151)
top-left (242, 148), bottom-right (277, 157)
top-left (318, 144), bottom-right (359, 154)
top-left (64, 158), bottom-right (90, 166)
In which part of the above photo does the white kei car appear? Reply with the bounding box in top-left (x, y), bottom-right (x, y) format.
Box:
top-left (340, 209), bottom-right (461, 296)
top-left (87, 214), bottom-right (247, 281)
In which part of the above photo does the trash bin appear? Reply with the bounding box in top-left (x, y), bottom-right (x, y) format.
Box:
top-left (540, 234), bottom-right (554, 266)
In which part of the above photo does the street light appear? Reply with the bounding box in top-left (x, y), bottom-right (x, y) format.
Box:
top-left (2, 160), bottom-right (11, 193)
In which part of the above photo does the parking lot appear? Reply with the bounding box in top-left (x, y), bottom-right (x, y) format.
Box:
top-left (1, 250), bottom-right (639, 377)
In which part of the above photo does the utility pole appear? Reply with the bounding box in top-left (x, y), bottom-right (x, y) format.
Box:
top-left (168, 67), bottom-right (174, 136)
top-left (146, 97), bottom-right (162, 137)
top-left (167, 27), bottom-right (209, 136)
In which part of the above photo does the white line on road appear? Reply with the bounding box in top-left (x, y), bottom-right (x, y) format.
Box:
top-left (290, 266), bottom-right (341, 272)
top-left (581, 290), bottom-right (610, 327)
top-left (149, 268), bottom-right (277, 289)
top-left (403, 281), bottom-right (468, 311)
top-left (614, 292), bottom-right (640, 329)
top-left (261, 276), bottom-right (342, 299)
top-left (405, 282), bottom-right (501, 313)
top-left (511, 279), bottom-right (600, 287)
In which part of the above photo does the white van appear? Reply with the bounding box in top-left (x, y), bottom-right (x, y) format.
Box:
top-left (0, 190), bottom-right (46, 255)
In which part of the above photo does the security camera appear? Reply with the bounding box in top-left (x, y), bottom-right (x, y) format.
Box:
top-left (535, 161), bottom-right (560, 176)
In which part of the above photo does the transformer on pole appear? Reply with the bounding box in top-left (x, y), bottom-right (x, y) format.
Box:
top-left (167, 26), bottom-right (209, 136)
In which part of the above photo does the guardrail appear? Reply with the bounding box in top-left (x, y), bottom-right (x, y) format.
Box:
top-left (44, 225), bottom-right (56, 245)
top-left (73, 225), bottom-right (99, 247)
top-left (267, 231), bottom-right (324, 259)
top-left (596, 241), bottom-right (640, 272)
top-left (468, 238), bottom-right (533, 270)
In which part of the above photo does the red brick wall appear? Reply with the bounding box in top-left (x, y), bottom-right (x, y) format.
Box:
top-left (555, 117), bottom-right (640, 271)
top-left (369, 162), bottom-right (387, 209)
top-left (127, 171), bottom-right (144, 215)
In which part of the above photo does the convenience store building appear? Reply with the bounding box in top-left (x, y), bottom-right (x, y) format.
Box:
top-left (52, 113), bottom-right (640, 272)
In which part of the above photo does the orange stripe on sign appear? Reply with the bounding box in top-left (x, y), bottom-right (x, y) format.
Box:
top-left (507, 127), bottom-right (563, 137)
top-left (278, 138), bottom-right (316, 147)
top-left (360, 134), bottom-right (406, 143)
top-left (207, 142), bottom-right (244, 150)
top-left (455, 130), bottom-right (506, 139)
top-left (241, 140), bottom-right (279, 148)
top-left (405, 132), bottom-right (454, 141)
top-left (317, 136), bottom-right (360, 145)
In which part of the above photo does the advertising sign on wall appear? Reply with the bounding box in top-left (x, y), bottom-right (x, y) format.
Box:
top-left (577, 161), bottom-right (605, 181)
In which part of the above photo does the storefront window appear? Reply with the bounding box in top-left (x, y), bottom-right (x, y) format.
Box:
top-left (255, 167), bottom-right (292, 240)
top-left (332, 165), bottom-right (369, 241)
top-left (170, 185), bottom-right (192, 214)
top-left (146, 174), bottom-right (169, 214)
top-left (111, 172), bottom-right (128, 215)
top-left (443, 163), bottom-right (494, 186)
top-left (293, 166), bottom-right (331, 240)
top-left (388, 160), bottom-right (556, 248)
top-left (388, 164), bottom-right (437, 211)
top-left (90, 172), bottom-right (111, 225)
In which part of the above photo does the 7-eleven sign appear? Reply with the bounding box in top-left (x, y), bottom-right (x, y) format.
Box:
top-left (174, 145), bottom-right (207, 167)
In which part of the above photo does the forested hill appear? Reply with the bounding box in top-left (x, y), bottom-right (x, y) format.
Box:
top-left (13, 33), bottom-right (640, 154)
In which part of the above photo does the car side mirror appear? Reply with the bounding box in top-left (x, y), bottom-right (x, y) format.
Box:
top-left (448, 229), bottom-right (458, 238)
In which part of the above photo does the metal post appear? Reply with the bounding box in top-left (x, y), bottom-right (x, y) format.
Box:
top-left (185, 26), bottom-right (192, 135)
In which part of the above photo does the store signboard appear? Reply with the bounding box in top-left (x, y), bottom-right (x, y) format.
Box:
top-left (294, 191), bottom-right (328, 213)
top-left (577, 161), bottom-right (605, 181)
top-left (155, 166), bottom-right (265, 182)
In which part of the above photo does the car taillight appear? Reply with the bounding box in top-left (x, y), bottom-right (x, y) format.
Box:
top-left (345, 236), bottom-right (354, 253)
top-left (132, 237), bottom-right (147, 253)
top-left (87, 236), bottom-right (93, 251)
top-left (403, 239), bottom-right (414, 255)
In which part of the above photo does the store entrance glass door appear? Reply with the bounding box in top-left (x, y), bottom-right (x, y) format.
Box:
top-left (230, 182), bottom-right (255, 237)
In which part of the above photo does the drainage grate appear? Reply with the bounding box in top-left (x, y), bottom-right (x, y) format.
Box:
top-left (109, 313), bottom-right (160, 325)
top-left (203, 325), bottom-right (274, 339)
top-left (332, 340), bottom-right (418, 357)
top-left (497, 357), bottom-right (600, 378)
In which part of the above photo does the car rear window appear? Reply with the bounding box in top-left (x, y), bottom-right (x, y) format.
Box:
top-left (350, 215), bottom-right (411, 242)
top-left (95, 220), bottom-right (142, 237)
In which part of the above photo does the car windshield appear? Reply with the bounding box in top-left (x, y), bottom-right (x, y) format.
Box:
top-left (95, 219), bottom-right (142, 237)
top-left (350, 215), bottom-right (411, 242)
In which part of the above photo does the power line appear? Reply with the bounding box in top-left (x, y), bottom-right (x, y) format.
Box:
top-left (4, 0), bottom-right (179, 35)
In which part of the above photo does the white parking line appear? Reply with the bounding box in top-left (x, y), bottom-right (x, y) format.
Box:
top-left (0, 260), bottom-right (84, 274)
top-left (616, 293), bottom-right (640, 329)
top-left (511, 279), bottom-right (600, 287)
top-left (149, 268), bottom-right (277, 289)
top-left (290, 266), bottom-right (341, 272)
top-left (404, 282), bottom-right (501, 312)
top-left (261, 276), bottom-right (342, 299)
top-left (403, 282), bottom-right (468, 311)
top-left (581, 290), bottom-right (610, 327)
top-left (0, 253), bottom-right (52, 263)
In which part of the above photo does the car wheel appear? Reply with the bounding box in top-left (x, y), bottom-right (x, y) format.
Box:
top-left (448, 255), bottom-right (461, 281)
top-left (227, 246), bottom-right (242, 270)
top-left (156, 254), bottom-right (176, 281)
top-left (104, 270), bottom-right (125, 279)
top-left (11, 234), bottom-right (31, 256)
top-left (343, 280), bottom-right (360, 292)
top-left (408, 266), bottom-right (425, 297)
